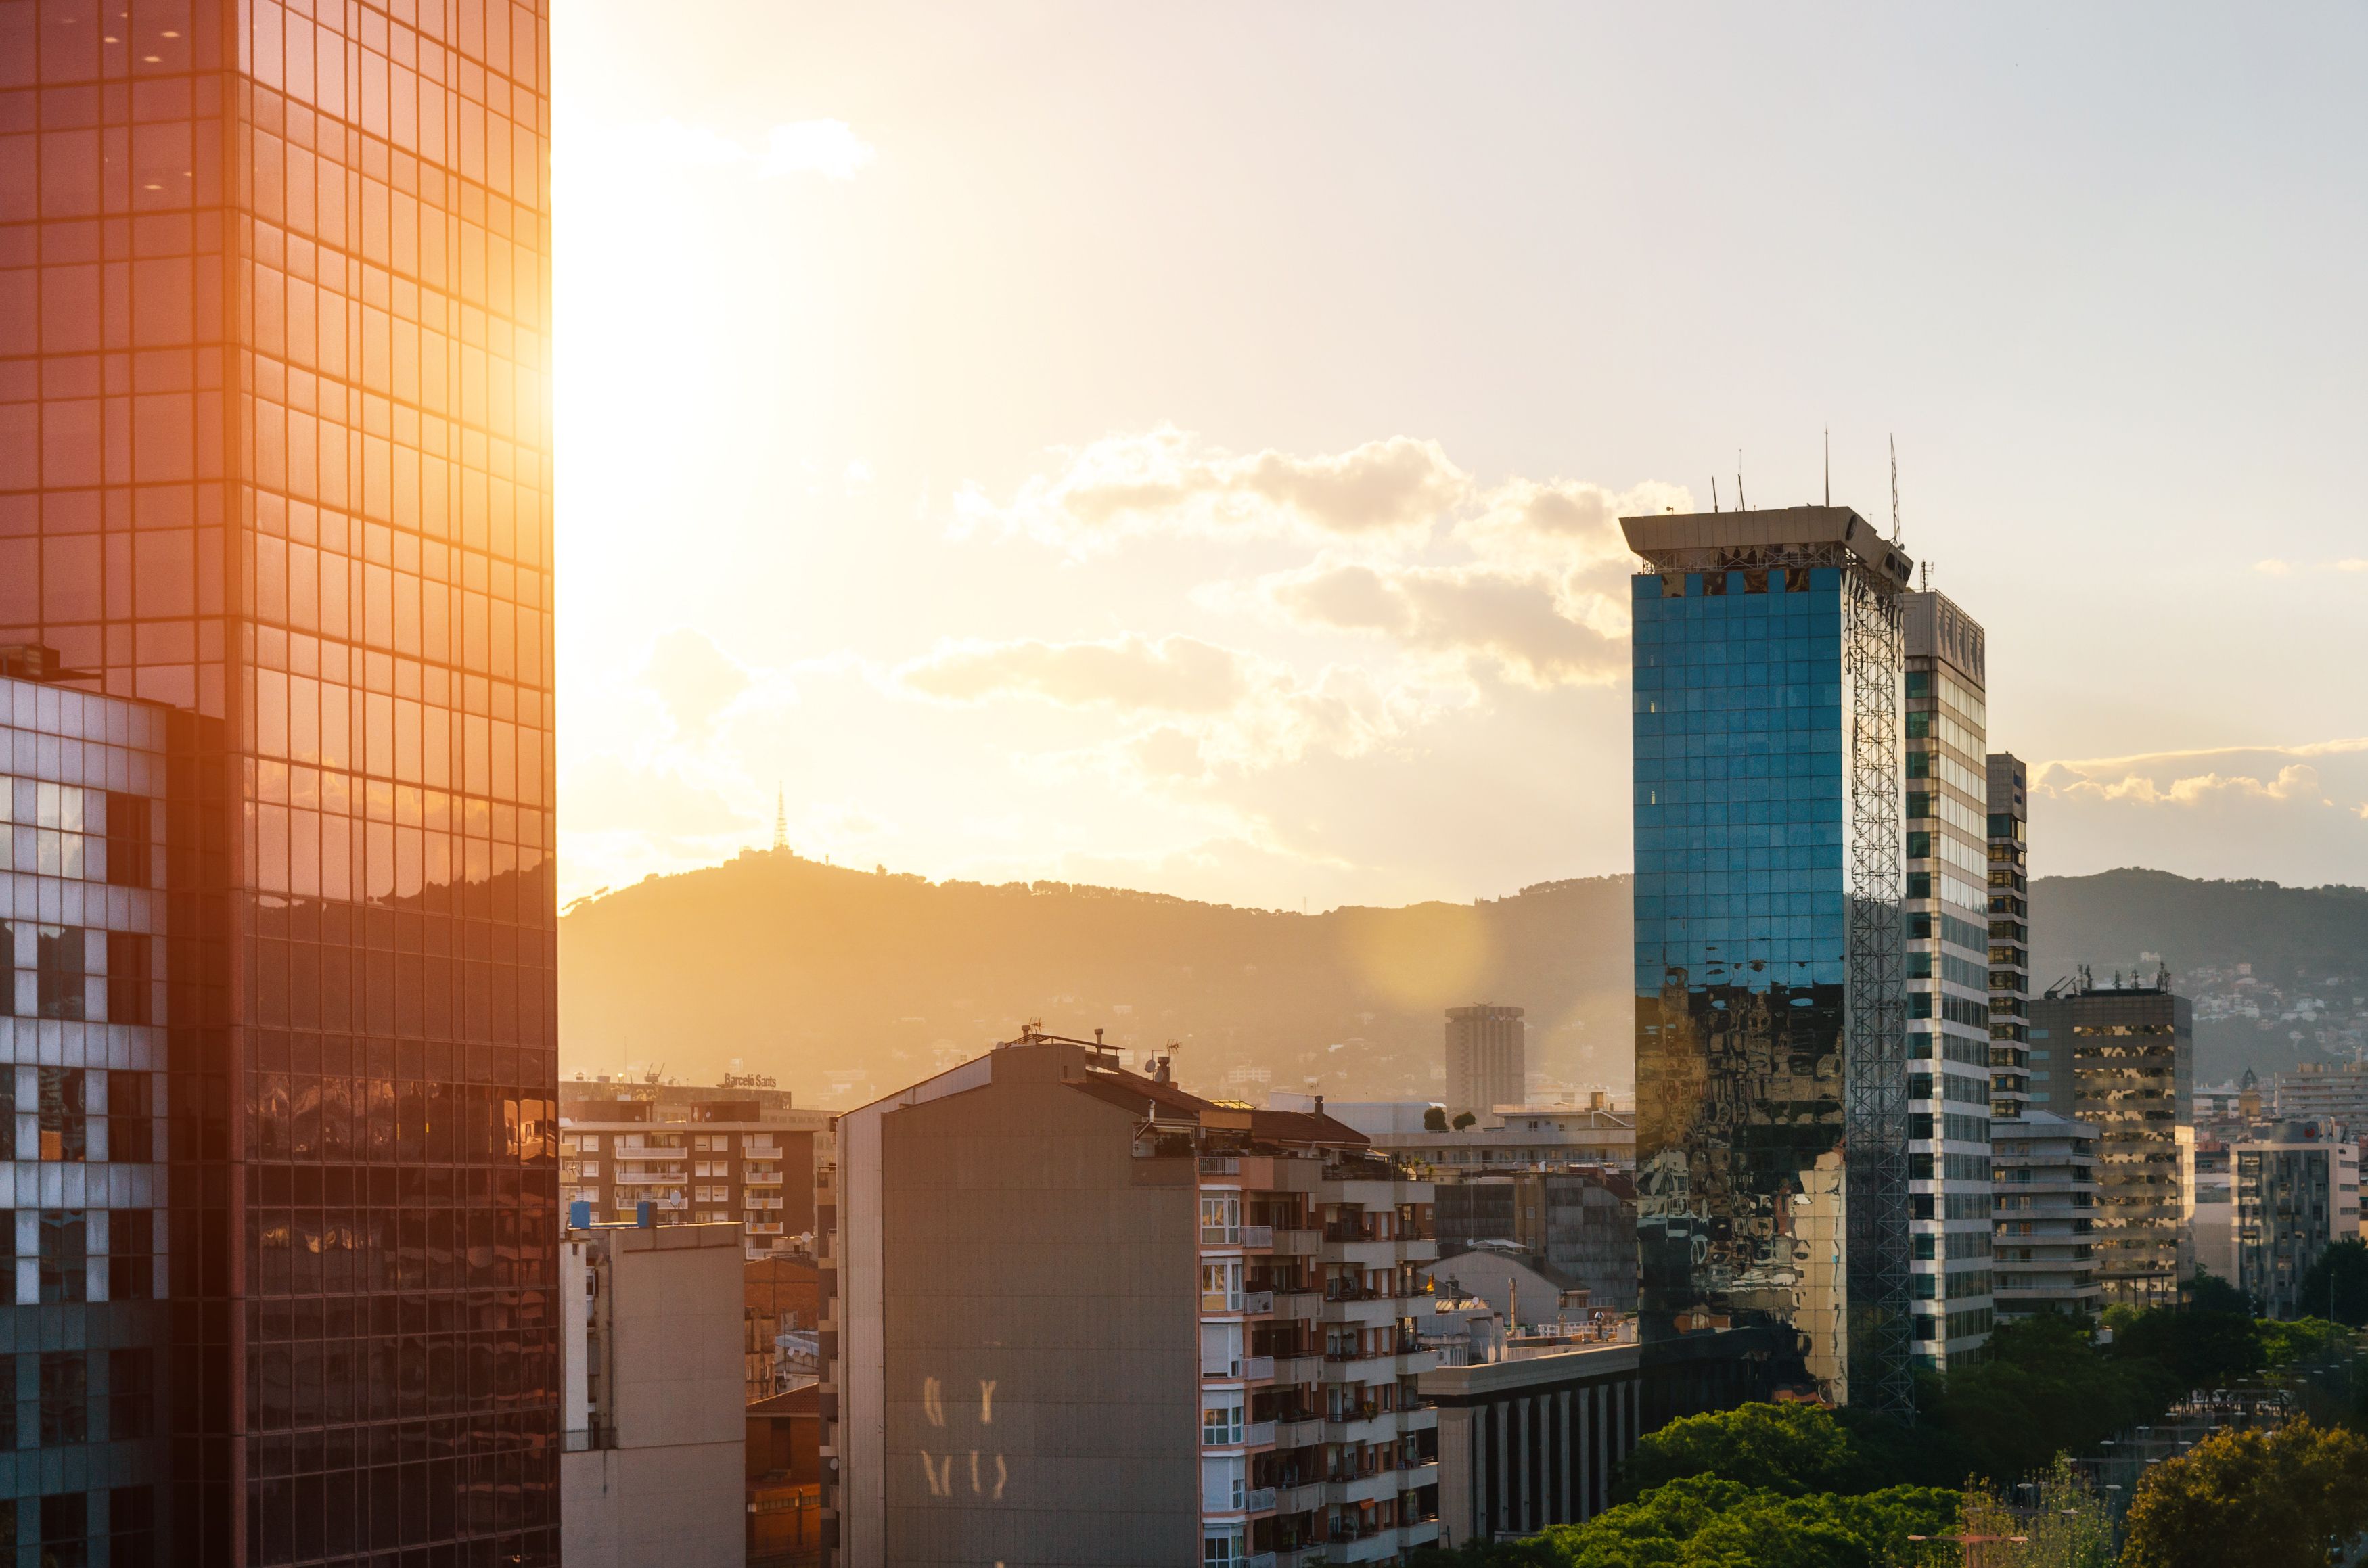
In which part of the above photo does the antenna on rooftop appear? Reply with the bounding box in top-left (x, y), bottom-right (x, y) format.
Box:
top-left (1823, 429), bottom-right (1830, 507)
top-left (773, 786), bottom-right (788, 853)
top-left (1889, 436), bottom-right (1902, 545)
top-left (1737, 451), bottom-right (1746, 511)
top-left (1711, 476), bottom-right (1721, 513)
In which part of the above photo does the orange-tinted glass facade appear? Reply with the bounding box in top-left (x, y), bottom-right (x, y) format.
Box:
top-left (0, 1), bottom-right (556, 1562)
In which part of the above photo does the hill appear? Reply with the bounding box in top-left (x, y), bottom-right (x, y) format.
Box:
top-left (557, 858), bottom-right (2368, 1108)
top-left (556, 851), bottom-right (1633, 1108)
top-left (2028, 868), bottom-right (2368, 1086)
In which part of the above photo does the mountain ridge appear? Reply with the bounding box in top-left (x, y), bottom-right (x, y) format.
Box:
top-left (557, 857), bottom-right (2367, 1106)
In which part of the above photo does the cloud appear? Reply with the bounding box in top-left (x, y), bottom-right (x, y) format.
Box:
top-left (2028, 739), bottom-right (2368, 885)
top-left (2253, 556), bottom-right (2368, 576)
top-left (955, 425), bottom-right (1471, 550)
top-left (641, 628), bottom-right (754, 736)
top-left (603, 118), bottom-right (876, 181)
top-left (899, 634), bottom-right (1254, 713)
top-left (1260, 559), bottom-right (1629, 689)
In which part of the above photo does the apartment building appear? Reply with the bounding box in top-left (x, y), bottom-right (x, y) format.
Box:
top-left (1444, 1005), bottom-right (1526, 1118)
top-left (560, 1086), bottom-right (834, 1252)
top-left (2234, 1128), bottom-right (2363, 1318)
top-left (1988, 1110), bottom-right (2103, 1320)
top-left (2275, 1061), bottom-right (2368, 1140)
top-left (1986, 755), bottom-right (2032, 1120)
top-left (2031, 972), bottom-right (2194, 1305)
top-left (1901, 591), bottom-right (1997, 1368)
top-left (820, 1028), bottom-right (1442, 1567)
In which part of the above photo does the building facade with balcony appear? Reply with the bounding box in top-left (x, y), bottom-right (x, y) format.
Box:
top-left (1988, 1109), bottom-right (2103, 1320)
top-left (2233, 1128), bottom-right (2362, 1319)
top-left (560, 1088), bottom-right (833, 1253)
top-left (820, 1029), bottom-right (1442, 1568)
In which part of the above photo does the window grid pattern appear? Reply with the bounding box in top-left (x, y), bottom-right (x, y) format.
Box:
top-left (1631, 567), bottom-right (1853, 1393)
top-left (0, 1), bottom-right (555, 1562)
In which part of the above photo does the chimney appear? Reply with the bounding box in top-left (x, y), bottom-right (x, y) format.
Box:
top-left (1313, 1094), bottom-right (1324, 1117)
top-left (1151, 1054), bottom-right (1171, 1086)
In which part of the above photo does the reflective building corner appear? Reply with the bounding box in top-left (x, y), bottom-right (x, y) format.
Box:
top-left (1, 3), bottom-right (558, 1561)
top-left (1623, 506), bottom-right (1914, 1415)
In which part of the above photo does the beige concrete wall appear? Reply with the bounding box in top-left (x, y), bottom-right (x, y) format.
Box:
top-left (562, 1222), bottom-right (746, 1568)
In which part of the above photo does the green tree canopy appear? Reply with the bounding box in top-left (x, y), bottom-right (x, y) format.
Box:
top-left (2120, 1417), bottom-right (2368, 1568)
top-left (2296, 1238), bottom-right (2368, 1328)
top-left (1415, 1476), bottom-right (1960, 1568)
top-left (1620, 1400), bottom-right (1882, 1500)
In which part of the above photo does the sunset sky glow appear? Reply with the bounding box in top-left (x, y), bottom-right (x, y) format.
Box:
top-left (549, 3), bottom-right (2368, 910)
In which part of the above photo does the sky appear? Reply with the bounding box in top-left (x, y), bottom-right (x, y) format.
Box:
top-left (547, 4), bottom-right (2368, 913)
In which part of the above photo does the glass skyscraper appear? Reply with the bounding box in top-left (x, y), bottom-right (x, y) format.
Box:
top-left (0, 3), bottom-right (557, 1562)
top-left (1624, 505), bottom-right (1915, 1415)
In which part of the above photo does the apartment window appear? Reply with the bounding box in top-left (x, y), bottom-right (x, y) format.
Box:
top-left (579, 1134), bottom-right (601, 1151)
top-left (1200, 1260), bottom-right (1244, 1313)
top-left (1200, 1193), bottom-right (1240, 1246)
top-left (1203, 1526), bottom-right (1247, 1566)
top-left (1200, 1454), bottom-right (1246, 1513)
top-left (1202, 1401), bottom-right (1244, 1446)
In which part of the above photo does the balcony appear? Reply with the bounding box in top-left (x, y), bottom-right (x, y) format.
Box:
top-left (1274, 1417), bottom-right (1326, 1450)
top-left (1241, 1225), bottom-right (1274, 1249)
top-left (1203, 1356), bottom-right (1275, 1382)
top-left (612, 1169), bottom-right (687, 1185)
top-left (1244, 1290), bottom-right (1276, 1315)
top-left (1244, 1486), bottom-right (1278, 1513)
top-left (744, 1170), bottom-right (784, 1185)
top-left (1204, 1419), bottom-right (1277, 1450)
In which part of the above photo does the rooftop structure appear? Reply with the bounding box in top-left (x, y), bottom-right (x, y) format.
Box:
top-left (1279, 1096), bottom-right (1637, 1175)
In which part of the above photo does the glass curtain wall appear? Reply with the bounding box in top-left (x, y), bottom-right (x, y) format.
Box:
top-left (0, 3), bottom-right (557, 1562)
top-left (1632, 564), bottom-right (1854, 1396)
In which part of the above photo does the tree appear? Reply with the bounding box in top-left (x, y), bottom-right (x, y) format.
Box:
top-left (1452, 1110), bottom-right (1477, 1130)
top-left (2108, 1302), bottom-right (2265, 1391)
top-left (2296, 1238), bottom-right (2368, 1328)
top-left (1620, 1401), bottom-right (1881, 1500)
top-left (1424, 1105), bottom-right (1449, 1132)
top-left (2187, 1268), bottom-right (2250, 1316)
top-left (1921, 1312), bottom-right (2166, 1484)
top-left (1541, 1476), bottom-right (1957, 1568)
top-left (2120, 1418), bottom-right (2368, 1568)
top-left (1955, 1457), bottom-right (2114, 1568)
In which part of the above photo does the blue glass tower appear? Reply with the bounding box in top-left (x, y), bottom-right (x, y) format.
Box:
top-left (1622, 506), bottom-right (1915, 1414)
